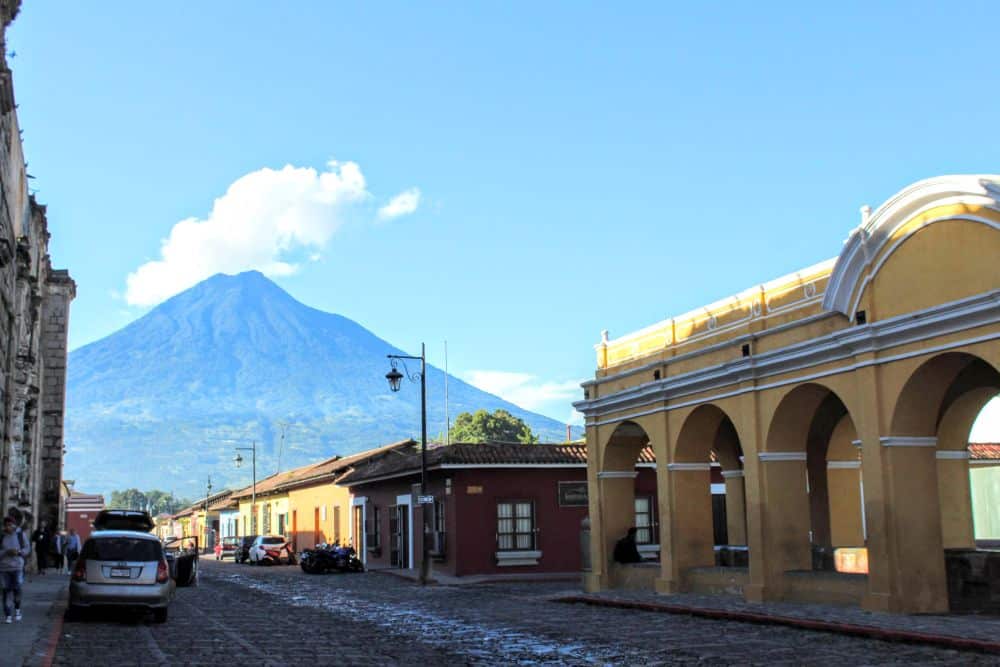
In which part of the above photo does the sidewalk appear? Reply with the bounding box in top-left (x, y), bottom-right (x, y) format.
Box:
top-left (371, 566), bottom-right (580, 586)
top-left (1, 572), bottom-right (67, 667)
top-left (555, 589), bottom-right (1000, 655)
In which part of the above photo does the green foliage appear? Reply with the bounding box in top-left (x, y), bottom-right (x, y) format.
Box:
top-left (448, 409), bottom-right (538, 444)
top-left (108, 488), bottom-right (190, 514)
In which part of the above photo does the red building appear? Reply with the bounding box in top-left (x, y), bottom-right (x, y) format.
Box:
top-left (63, 489), bottom-right (105, 542)
top-left (338, 442), bottom-right (657, 578)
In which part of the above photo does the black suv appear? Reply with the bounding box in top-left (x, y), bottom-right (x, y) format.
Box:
top-left (234, 535), bottom-right (258, 564)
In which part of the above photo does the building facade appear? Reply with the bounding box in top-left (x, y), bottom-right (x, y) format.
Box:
top-left (62, 488), bottom-right (104, 542)
top-left (0, 1), bottom-right (75, 536)
top-left (339, 442), bottom-right (658, 578)
top-left (575, 175), bottom-right (1000, 614)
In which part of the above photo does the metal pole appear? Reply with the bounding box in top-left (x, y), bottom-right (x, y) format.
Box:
top-left (419, 342), bottom-right (429, 585)
top-left (251, 440), bottom-right (257, 534)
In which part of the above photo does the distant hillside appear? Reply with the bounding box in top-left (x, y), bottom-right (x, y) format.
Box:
top-left (66, 271), bottom-right (578, 497)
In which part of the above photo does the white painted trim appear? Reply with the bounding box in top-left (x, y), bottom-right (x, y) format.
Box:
top-left (495, 550), bottom-right (542, 567)
top-left (880, 437), bottom-right (937, 448)
top-left (827, 460), bottom-right (862, 469)
top-left (721, 470), bottom-right (744, 479)
top-left (637, 543), bottom-right (660, 560)
top-left (579, 296), bottom-right (1000, 427)
top-left (970, 459), bottom-right (1000, 466)
top-left (350, 498), bottom-right (366, 565)
top-left (597, 471), bottom-right (638, 479)
top-left (823, 175), bottom-right (1000, 315)
top-left (851, 440), bottom-right (863, 448)
top-left (711, 483), bottom-right (726, 494)
top-left (935, 450), bottom-right (970, 460)
top-left (667, 462), bottom-right (711, 471)
top-left (847, 214), bottom-right (1000, 318)
top-left (396, 493), bottom-right (414, 570)
top-left (758, 452), bottom-right (807, 462)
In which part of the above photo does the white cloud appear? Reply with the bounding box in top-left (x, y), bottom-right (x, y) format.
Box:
top-left (970, 396), bottom-right (1000, 442)
top-left (125, 160), bottom-right (371, 306)
top-left (463, 370), bottom-right (583, 423)
top-left (377, 187), bottom-right (421, 220)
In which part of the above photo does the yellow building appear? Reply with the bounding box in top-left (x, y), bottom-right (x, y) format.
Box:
top-left (576, 175), bottom-right (1000, 614)
top-left (231, 441), bottom-right (412, 549)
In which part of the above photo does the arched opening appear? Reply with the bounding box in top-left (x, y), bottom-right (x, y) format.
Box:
top-left (763, 383), bottom-right (861, 580)
top-left (672, 405), bottom-right (747, 579)
top-left (888, 351), bottom-right (1000, 612)
top-left (599, 421), bottom-right (657, 581)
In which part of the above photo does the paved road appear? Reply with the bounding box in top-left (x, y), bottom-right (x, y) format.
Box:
top-left (52, 560), bottom-right (991, 665)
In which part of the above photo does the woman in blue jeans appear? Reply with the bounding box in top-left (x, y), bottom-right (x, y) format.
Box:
top-left (0, 516), bottom-right (30, 623)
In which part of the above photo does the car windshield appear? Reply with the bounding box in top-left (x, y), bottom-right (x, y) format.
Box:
top-left (83, 537), bottom-right (161, 561)
top-left (262, 537), bottom-right (285, 545)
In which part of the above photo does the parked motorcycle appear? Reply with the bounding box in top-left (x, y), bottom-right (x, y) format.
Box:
top-left (299, 543), bottom-right (364, 574)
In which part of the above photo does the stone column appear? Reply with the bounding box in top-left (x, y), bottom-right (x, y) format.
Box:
top-left (721, 470), bottom-right (747, 546)
top-left (663, 463), bottom-right (714, 590)
top-left (756, 452), bottom-right (811, 597)
top-left (936, 452), bottom-right (975, 549)
top-left (869, 437), bottom-right (949, 613)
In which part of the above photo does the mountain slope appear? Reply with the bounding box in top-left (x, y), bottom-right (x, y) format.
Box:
top-left (66, 271), bottom-right (576, 497)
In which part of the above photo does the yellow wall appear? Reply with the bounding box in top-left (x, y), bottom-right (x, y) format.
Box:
top-left (287, 482), bottom-right (353, 548)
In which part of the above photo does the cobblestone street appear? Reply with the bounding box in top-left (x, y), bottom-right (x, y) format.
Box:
top-left (48, 559), bottom-right (996, 665)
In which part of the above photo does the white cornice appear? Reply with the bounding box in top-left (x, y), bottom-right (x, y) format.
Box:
top-left (827, 460), bottom-right (862, 469)
top-left (666, 462), bottom-right (711, 471)
top-left (935, 450), bottom-right (970, 460)
top-left (880, 437), bottom-right (937, 448)
top-left (597, 471), bottom-right (638, 479)
top-left (823, 175), bottom-right (1000, 316)
top-left (721, 470), bottom-right (744, 479)
top-left (576, 290), bottom-right (1000, 424)
top-left (758, 452), bottom-right (807, 462)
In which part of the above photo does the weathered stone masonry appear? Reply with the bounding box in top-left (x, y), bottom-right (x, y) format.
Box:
top-left (0, 0), bottom-right (75, 536)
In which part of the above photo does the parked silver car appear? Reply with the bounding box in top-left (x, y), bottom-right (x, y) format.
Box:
top-left (68, 510), bottom-right (175, 622)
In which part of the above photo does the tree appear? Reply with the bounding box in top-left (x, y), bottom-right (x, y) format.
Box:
top-left (108, 489), bottom-right (190, 514)
top-left (448, 409), bottom-right (538, 444)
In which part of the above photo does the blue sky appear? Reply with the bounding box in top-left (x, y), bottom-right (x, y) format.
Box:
top-left (7, 2), bottom-right (1000, 431)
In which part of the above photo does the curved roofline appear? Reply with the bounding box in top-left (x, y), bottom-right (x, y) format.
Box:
top-left (822, 175), bottom-right (1000, 316)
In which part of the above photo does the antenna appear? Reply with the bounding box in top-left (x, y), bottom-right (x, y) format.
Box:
top-left (444, 340), bottom-right (450, 446)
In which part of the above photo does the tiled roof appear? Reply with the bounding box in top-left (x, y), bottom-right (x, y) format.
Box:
top-left (339, 442), bottom-right (656, 485)
top-left (970, 443), bottom-right (1000, 460)
top-left (230, 440), bottom-right (416, 499)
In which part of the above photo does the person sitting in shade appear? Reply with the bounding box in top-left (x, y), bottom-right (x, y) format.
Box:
top-left (613, 527), bottom-right (642, 564)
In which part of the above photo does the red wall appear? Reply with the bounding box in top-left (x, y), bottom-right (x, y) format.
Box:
top-left (66, 510), bottom-right (97, 542)
top-left (352, 466), bottom-right (659, 578)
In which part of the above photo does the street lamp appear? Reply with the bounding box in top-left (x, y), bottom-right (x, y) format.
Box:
top-left (233, 441), bottom-right (257, 534)
top-left (385, 344), bottom-right (429, 585)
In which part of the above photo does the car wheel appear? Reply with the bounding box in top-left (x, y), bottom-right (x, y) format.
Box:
top-left (153, 607), bottom-right (168, 624)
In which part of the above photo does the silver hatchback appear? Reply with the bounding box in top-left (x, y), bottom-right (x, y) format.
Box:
top-left (69, 511), bottom-right (175, 622)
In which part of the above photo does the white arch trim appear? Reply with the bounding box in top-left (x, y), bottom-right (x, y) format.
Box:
top-left (823, 175), bottom-right (1000, 317)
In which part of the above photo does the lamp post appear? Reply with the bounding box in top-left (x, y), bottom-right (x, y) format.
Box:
top-left (233, 441), bottom-right (257, 534)
top-left (385, 343), bottom-right (429, 585)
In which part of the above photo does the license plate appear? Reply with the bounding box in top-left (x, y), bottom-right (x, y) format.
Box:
top-left (110, 567), bottom-right (131, 578)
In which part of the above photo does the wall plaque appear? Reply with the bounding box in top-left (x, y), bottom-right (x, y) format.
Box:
top-left (466, 485), bottom-right (483, 495)
top-left (558, 481), bottom-right (588, 507)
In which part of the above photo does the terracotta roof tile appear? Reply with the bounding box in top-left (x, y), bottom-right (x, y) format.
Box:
top-left (230, 439), bottom-right (417, 499)
top-left (970, 443), bottom-right (1000, 460)
top-left (339, 442), bottom-right (655, 485)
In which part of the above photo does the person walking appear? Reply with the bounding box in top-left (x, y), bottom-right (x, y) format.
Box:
top-left (64, 528), bottom-right (81, 575)
top-left (0, 516), bottom-right (30, 623)
top-left (31, 520), bottom-right (51, 575)
top-left (50, 531), bottom-right (64, 574)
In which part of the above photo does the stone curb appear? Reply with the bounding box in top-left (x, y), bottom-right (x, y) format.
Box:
top-left (553, 595), bottom-right (1000, 655)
